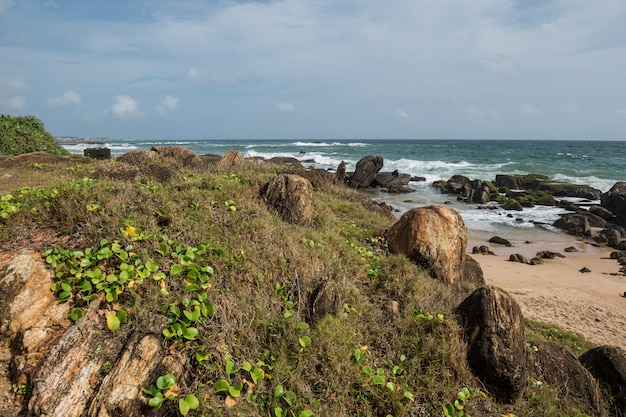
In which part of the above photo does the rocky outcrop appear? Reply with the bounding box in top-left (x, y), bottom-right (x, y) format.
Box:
top-left (309, 281), bottom-right (340, 323)
top-left (456, 286), bottom-right (527, 403)
top-left (385, 206), bottom-right (480, 287)
top-left (527, 341), bottom-right (606, 416)
top-left (602, 182), bottom-right (626, 229)
top-left (0, 253), bottom-right (71, 417)
top-left (261, 174), bottom-right (315, 225)
top-left (489, 236), bottom-right (512, 247)
top-left (348, 155), bottom-right (384, 188)
top-left (374, 171), bottom-right (414, 193)
top-left (151, 145), bottom-right (205, 169)
top-left (552, 213), bottom-right (609, 237)
top-left (0, 253), bottom-right (185, 417)
top-left (580, 346), bottom-right (626, 417)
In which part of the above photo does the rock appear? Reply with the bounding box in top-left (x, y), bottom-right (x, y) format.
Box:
top-left (501, 199), bottom-right (523, 211)
top-left (215, 149), bottom-right (246, 171)
top-left (261, 174), bottom-right (315, 225)
top-left (267, 156), bottom-right (302, 167)
top-left (565, 246), bottom-right (578, 252)
top-left (410, 176), bottom-right (426, 182)
top-left (463, 255), bottom-right (486, 287)
top-left (87, 325), bottom-right (183, 417)
top-left (432, 175), bottom-right (471, 197)
top-left (348, 155), bottom-right (384, 188)
top-left (117, 149), bottom-right (158, 166)
top-left (537, 182), bottom-right (602, 200)
top-left (472, 245), bottom-right (495, 256)
top-left (602, 182), bottom-right (626, 229)
top-left (335, 161), bottom-right (347, 183)
top-left (0, 253), bottom-right (71, 416)
top-left (456, 286), bottom-right (527, 403)
top-left (509, 254), bottom-right (528, 264)
top-left (385, 206), bottom-right (470, 286)
top-left (579, 267), bottom-right (591, 273)
top-left (494, 173), bottom-right (550, 190)
top-left (536, 251), bottom-right (565, 259)
top-left (310, 281), bottom-right (340, 323)
top-left (580, 345), bottom-right (626, 417)
top-left (553, 214), bottom-right (592, 237)
top-left (601, 228), bottom-right (623, 248)
top-left (527, 341), bottom-right (606, 416)
top-left (529, 257), bottom-right (544, 265)
top-left (590, 205), bottom-right (616, 221)
top-left (151, 145), bottom-right (204, 169)
top-left (489, 236), bottom-right (512, 247)
top-left (83, 147), bottom-right (111, 160)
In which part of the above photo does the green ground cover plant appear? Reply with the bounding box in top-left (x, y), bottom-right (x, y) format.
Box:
top-left (0, 114), bottom-right (69, 156)
top-left (0, 154), bottom-right (601, 417)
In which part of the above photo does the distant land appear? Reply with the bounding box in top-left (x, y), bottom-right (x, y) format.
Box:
top-left (55, 136), bottom-right (108, 145)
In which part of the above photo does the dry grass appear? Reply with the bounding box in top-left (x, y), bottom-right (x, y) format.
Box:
top-left (0, 152), bottom-right (600, 417)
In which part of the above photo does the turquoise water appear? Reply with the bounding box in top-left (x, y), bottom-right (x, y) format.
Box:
top-left (63, 139), bottom-right (625, 241)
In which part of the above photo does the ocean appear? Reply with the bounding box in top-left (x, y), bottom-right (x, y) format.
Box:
top-left (62, 139), bottom-right (625, 245)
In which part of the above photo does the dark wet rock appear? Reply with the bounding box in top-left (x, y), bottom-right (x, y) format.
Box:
top-left (537, 182), bottom-right (602, 200)
top-left (579, 267), bottom-right (591, 273)
top-left (457, 286), bottom-right (526, 403)
top-left (602, 182), bottom-right (626, 229)
top-left (411, 176), bottom-right (426, 182)
top-left (489, 236), bottom-right (512, 247)
top-left (267, 156), bottom-right (302, 167)
top-left (590, 205), bottom-right (616, 221)
top-left (580, 345), bottom-right (626, 417)
top-left (553, 214), bottom-right (592, 237)
top-left (335, 161), bottom-right (347, 182)
top-left (565, 246), bottom-right (578, 252)
top-left (529, 257), bottom-right (544, 265)
top-left (463, 255), bottom-right (487, 288)
top-left (501, 199), bottom-right (523, 211)
top-left (83, 147), bottom-right (111, 160)
top-left (349, 155), bottom-right (384, 188)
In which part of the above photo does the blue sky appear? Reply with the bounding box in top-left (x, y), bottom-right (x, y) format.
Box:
top-left (1, 0), bottom-right (626, 140)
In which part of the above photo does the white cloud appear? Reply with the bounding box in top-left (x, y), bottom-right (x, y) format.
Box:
top-left (275, 102), bottom-right (294, 113)
top-left (2, 75), bottom-right (28, 91)
top-left (47, 90), bottom-right (82, 107)
top-left (4, 96), bottom-right (26, 110)
top-left (187, 67), bottom-right (206, 82)
top-left (156, 95), bottom-right (179, 115)
top-left (112, 95), bottom-right (141, 119)
top-left (519, 104), bottom-right (542, 117)
top-left (0, 0), bottom-right (15, 16)
top-left (397, 109), bottom-right (410, 121)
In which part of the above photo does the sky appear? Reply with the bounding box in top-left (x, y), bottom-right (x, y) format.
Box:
top-left (1, 0), bottom-right (626, 141)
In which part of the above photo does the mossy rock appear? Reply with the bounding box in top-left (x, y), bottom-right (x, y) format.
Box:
top-left (501, 199), bottom-right (523, 211)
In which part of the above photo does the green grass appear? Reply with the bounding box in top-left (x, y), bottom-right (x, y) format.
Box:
top-left (0, 156), bottom-right (601, 417)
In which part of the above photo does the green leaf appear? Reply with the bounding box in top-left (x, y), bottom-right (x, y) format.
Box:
top-left (106, 313), bottom-right (120, 331)
top-left (70, 307), bottom-right (84, 321)
top-left (297, 321), bottom-right (310, 330)
top-left (283, 390), bottom-right (296, 406)
top-left (179, 397), bottom-right (190, 416)
top-left (228, 382), bottom-right (242, 398)
top-left (443, 404), bottom-right (455, 417)
top-left (225, 356), bottom-right (237, 376)
top-left (386, 381), bottom-right (396, 392)
top-left (361, 366), bottom-right (372, 376)
top-left (372, 375), bottom-right (385, 386)
top-left (240, 361), bottom-right (252, 372)
top-left (183, 394), bottom-right (199, 410)
top-left (157, 374), bottom-right (176, 390)
top-left (250, 367), bottom-right (265, 384)
top-left (403, 391), bottom-right (415, 401)
top-left (274, 407), bottom-right (285, 417)
top-left (61, 282), bottom-right (73, 292)
top-left (182, 326), bottom-right (198, 340)
top-left (274, 385), bottom-right (284, 398)
top-left (116, 309), bottom-right (128, 324)
top-left (58, 291), bottom-right (71, 302)
top-left (171, 264), bottom-right (183, 276)
top-left (299, 410), bottom-right (314, 417)
top-left (214, 379), bottom-right (230, 393)
top-left (148, 392), bottom-right (164, 409)
top-left (299, 336), bottom-right (312, 347)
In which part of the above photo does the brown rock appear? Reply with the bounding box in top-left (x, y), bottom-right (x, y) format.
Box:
top-left (310, 281), bottom-right (339, 323)
top-left (456, 286), bottom-right (527, 403)
top-left (527, 341), bottom-right (606, 416)
top-left (215, 149), bottom-right (246, 171)
top-left (463, 255), bottom-right (486, 287)
top-left (151, 145), bottom-right (204, 169)
top-left (0, 253), bottom-right (71, 417)
top-left (509, 253), bottom-right (528, 264)
top-left (385, 206), bottom-right (468, 286)
top-left (262, 174), bottom-right (315, 225)
top-left (580, 345), bottom-right (626, 417)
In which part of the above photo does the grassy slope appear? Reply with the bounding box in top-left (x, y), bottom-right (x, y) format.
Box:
top-left (0, 156), bottom-right (596, 417)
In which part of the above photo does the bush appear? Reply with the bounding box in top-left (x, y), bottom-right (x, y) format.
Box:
top-left (0, 114), bottom-right (69, 156)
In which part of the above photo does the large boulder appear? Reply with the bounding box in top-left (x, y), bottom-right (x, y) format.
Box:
top-left (348, 155), bottom-right (384, 188)
top-left (536, 182), bottom-right (602, 200)
top-left (580, 346), bottom-right (626, 417)
top-left (602, 182), bottom-right (626, 229)
top-left (151, 145), bottom-right (204, 169)
top-left (261, 174), bottom-right (315, 225)
top-left (456, 286), bottom-right (527, 403)
top-left (527, 341), bottom-right (606, 416)
top-left (215, 149), bottom-right (246, 171)
top-left (385, 206), bottom-right (470, 286)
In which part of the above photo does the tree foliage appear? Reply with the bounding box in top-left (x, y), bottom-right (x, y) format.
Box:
top-left (0, 114), bottom-right (69, 156)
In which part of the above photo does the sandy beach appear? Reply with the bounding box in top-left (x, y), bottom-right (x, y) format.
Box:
top-left (468, 234), bottom-right (626, 348)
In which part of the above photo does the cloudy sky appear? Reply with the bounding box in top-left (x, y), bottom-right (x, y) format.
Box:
top-left (1, 0), bottom-right (626, 140)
